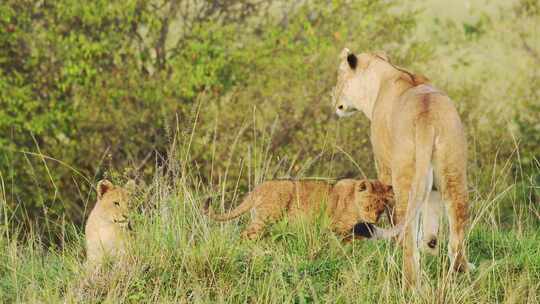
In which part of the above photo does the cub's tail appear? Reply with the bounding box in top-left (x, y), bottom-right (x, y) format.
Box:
top-left (203, 195), bottom-right (254, 222)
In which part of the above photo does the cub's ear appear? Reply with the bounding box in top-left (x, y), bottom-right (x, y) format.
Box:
top-left (97, 179), bottom-right (114, 199)
top-left (124, 179), bottom-right (137, 193)
top-left (384, 184), bottom-right (393, 193)
top-left (347, 53), bottom-right (358, 70)
top-left (357, 180), bottom-right (373, 192)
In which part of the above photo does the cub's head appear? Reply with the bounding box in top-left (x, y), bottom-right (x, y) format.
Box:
top-left (94, 179), bottom-right (134, 227)
top-left (354, 179), bottom-right (394, 224)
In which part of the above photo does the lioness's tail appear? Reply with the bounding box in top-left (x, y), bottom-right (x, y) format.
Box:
top-left (383, 115), bottom-right (435, 238)
top-left (203, 195), bottom-right (254, 222)
top-left (403, 115), bottom-right (435, 230)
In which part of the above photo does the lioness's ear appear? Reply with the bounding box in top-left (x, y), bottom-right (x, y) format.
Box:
top-left (373, 51), bottom-right (390, 62)
top-left (412, 73), bottom-right (430, 85)
top-left (97, 179), bottom-right (114, 199)
top-left (347, 53), bottom-right (358, 70)
top-left (339, 47), bottom-right (350, 60)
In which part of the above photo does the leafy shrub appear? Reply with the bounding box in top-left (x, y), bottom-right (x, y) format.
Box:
top-left (0, 0), bottom-right (428, 238)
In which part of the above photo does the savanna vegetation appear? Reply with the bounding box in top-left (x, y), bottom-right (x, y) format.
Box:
top-left (0, 0), bottom-right (538, 302)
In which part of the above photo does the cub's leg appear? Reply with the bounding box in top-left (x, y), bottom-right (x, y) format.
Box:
top-left (241, 217), bottom-right (268, 240)
top-left (241, 194), bottom-right (289, 240)
top-left (376, 157), bottom-right (396, 225)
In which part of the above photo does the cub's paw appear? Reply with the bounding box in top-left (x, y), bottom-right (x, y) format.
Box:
top-left (452, 260), bottom-right (476, 273)
top-left (466, 262), bottom-right (477, 272)
top-left (421, 236), bottom-right (438, 255)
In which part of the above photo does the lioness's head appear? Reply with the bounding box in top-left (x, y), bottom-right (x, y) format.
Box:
top-left (355, 179), bottom-right (394, 223)
top-left (332, 49), bottom-right (390, 118)
top-left (332, 48), bottom-right (428, 119)
top-left (94, 179), bottom-right (133, 227)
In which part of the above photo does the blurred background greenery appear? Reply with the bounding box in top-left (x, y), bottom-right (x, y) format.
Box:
top-left (0, 0), bottom-right (538, 242)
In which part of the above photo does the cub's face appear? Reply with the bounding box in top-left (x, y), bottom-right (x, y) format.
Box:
top-left (95, 180), bottom-right (133, 227)
top-left (354, 179), bottom-right (394, 223)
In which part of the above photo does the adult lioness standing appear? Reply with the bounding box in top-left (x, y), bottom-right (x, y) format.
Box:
top-left (332, 48), bottom-right (472, 288)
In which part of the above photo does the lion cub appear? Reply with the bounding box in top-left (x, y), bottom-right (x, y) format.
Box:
top-left (205, 179), bottom-right (394, 240)
top-left (85, 179), bottom-right (133, 268)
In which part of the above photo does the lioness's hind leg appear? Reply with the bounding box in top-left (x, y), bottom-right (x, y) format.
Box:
top-left (436, 157), bottom-right (472, 272)
top-left (392, 155), bottom-right (421, 289)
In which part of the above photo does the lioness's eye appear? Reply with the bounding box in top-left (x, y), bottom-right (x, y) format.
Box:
top-left (114, 202), bottom-right (120, 207)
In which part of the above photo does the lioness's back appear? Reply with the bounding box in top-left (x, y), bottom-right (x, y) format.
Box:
top-left (393, 84), bottom-right (463, 134)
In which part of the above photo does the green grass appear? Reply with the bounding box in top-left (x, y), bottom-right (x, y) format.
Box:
top-left (1, 162), bottom-right (538, 303)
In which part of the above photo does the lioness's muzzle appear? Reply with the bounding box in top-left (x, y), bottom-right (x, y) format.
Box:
top-left (336, 106), bottom-right (358, 118)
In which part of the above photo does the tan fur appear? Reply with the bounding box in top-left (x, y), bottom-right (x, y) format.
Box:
top-left (420, 191), bottom-right (444, 255)
top-left (333, 49), bottom-right (472, 288)
top-left (204, 179), bottom-right (394, 240)
top-left (85, 180), bottom-right (133, 268)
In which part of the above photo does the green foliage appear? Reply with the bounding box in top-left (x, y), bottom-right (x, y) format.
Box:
top-left (0, 0), bottom-right (269, 233)
top-left (0, 0), bottom-right (430, 235)
top-left (0, 0), bottom-right (161, 230)
top-left (0, 0), bottom-right (538, 289)
top-left (515, 98), bottom-right (540, 169)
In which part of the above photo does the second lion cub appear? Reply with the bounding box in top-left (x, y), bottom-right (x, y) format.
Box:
top-left (205, 179), bottom-right (394, 239)
top-left (85, 179), bottom-right (133, 268)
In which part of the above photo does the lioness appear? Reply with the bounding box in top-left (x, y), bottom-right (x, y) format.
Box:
top-left (85, 179), bottom-right (133, 268)
top-left (332, 49), bottom-right (472, 288)
top-left (204, 179), bottom-right (394, 240)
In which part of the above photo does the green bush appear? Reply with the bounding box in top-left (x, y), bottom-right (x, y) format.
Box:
top-left (0, 0), bottom-right (537, 241)
top-left (0, 0), bottom-right (428, 237)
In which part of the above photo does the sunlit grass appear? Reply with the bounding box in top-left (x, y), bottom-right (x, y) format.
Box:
top-left (0, 136), bottom-right (538, 303)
